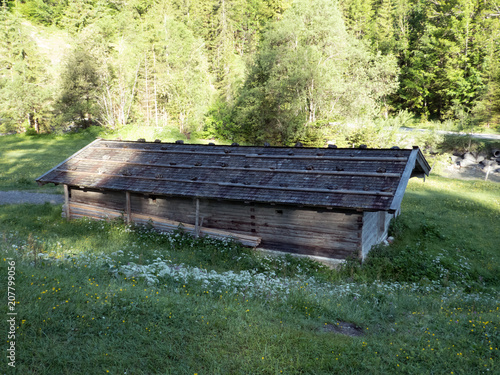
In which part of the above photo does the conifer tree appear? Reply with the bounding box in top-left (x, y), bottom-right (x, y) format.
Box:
top-left (0, 8), bottom-right (51, 132)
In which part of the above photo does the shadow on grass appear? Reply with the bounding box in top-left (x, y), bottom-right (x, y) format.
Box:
top-left (0, 132), bottom-right (98, 191)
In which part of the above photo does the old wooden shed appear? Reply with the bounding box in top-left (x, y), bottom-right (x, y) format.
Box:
top-left (36, 139), bottom-right (430, 260)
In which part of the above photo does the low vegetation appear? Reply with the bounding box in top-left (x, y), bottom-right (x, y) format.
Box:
top-left (1, 134), bottom-right (499, 373)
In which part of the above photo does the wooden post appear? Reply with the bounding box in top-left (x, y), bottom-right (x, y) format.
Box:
top-left (126, 191), bottom-right (132, 224)
top-left (485, 164), bottom-right (491, 181)
top-left (64, 185), bottom-right (70, 221)
top-left (194, 198), bottom-right (200, 237)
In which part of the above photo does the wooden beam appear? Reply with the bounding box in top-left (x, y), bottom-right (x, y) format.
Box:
top-left (90, 145), bottom-right (409, 161)
top-left (217, 182), bottom-right (394, 196)
top-left (390, 148), bottom-right (420, 213)
top-left (244, 155), bottom-right (408, 162)
top-left (72, 157), bottom-right (402, 178)
top-left (194, 198), bottom-right (200, 237)
top-left (64, 184), bottom-right (70, 220)
top-left (54, 170), bottom-right (394, 196)
top-left (125, 191), bottom-right (131, 224)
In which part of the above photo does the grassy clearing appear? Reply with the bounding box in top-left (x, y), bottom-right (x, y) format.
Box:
top-left (0, 126), bottom-right (228, 192)
top-left (1, 129), bottom-right (499, 373)
top-left (0, 131), bottom-right (97, 192)
top-left (1, 175), bottom-right (499, 374)
top-left (345, 177), bottom-right (500, 287)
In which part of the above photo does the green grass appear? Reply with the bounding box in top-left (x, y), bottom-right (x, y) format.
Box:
top-left (0, 126), bottom-right (229, 191)
top-left (0, 129), bottom-right (499, 374)
top-left (348, 177), bottom-right (500, 285)
top-left (0, 131), bottom-right (97, 191)
top-left (1, 175), bottom-right (499, 374)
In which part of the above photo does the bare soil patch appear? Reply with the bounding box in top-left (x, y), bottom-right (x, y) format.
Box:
top-left (322, 322), bottom-right (364, 337)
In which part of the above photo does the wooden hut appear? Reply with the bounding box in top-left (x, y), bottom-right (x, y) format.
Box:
top-left (36, 139), bottom-right (430, 260)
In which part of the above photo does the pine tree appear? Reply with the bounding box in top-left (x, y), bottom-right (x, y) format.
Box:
top-left (0, 8), bottom-right (51, 132)
top-left (56, 47), bottom-right (100, 128)
top-left (373, 0), bottom-right (395, 53)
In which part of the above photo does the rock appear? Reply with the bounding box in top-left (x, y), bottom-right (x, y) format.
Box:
top-left (463, 152), bottom-right (476, 162)
top-left (459, 153), bottom-right (476, 167)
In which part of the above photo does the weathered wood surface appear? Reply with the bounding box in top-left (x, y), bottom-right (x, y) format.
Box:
top-left (361, 211), bottom-right (393, 259)
top-left (125, 191), bottom-right (131, 224)
top-left (65, 189), bottom-right (364, 258)
top-left (390, 148), bottom-right (420, 213)
top-left (63, 185), bottom-right (70, 221)
top-left (64, 201), bottom-right (261, 247)
top-left (131, 194), bottom-right (362, 257)
top-left (70, 156), bottom-right (402, 178)
top-left (37, 140), bottom-right (431, 211)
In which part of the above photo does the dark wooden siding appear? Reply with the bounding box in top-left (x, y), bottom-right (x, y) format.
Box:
top-left (68, 188), bottom-right (362, 259)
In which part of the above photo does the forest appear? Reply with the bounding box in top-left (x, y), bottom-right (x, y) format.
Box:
top-left (1, 0), bottom-right (499, 145)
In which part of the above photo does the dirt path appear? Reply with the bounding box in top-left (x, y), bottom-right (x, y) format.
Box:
top-left (440, 166), bottom-right (500, 183)
top-left (399, 127), bottom-right (500, 140)
top-left (0, 191), bottom-right (64, 205)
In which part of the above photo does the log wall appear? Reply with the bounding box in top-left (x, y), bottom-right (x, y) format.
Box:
top-left (361, 211), bottom-right (393, 259)
top-left (68, 187), bottom-right (365, 259)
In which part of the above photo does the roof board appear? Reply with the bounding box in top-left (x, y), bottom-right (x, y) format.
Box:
top-left (36, 139), bottom-right (430, 212)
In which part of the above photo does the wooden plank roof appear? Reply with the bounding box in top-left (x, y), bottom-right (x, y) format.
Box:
top-left (36, 139), bottom-right (431, 212)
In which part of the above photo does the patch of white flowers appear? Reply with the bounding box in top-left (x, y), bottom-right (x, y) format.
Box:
top-left (108, 255), bottom-right (498, 304)
top-left (115, 257), bottom-right (314, 298)
top-left (1, 229), bottom-right (497, 305)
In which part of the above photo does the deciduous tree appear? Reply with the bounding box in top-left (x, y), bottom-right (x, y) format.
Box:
top-left (231, 0), bottom-right (399, 144)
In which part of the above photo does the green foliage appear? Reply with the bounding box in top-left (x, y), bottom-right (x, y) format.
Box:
top-left (202, 98), bottom-right (239, 140)
top-left (54, 46), bottom-right (100, 129)
top-left (1, 0), bottom-right (500, 136)
top-left (0, 132), bottom-right (98, 191)
top-left (0, 8), bottom-right (53, 133)
top-left (17, 0), bottom-right (67, 26)
top-left (230, 0), bottom-right (399, 145)
top-left (141, 10), bottom-right (214, 133)
top-left (339, 0), bottom-right (500, 129)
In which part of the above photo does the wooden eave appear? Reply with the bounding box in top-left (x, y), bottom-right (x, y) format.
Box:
top-left (389, 146), bottom-right (430, 213)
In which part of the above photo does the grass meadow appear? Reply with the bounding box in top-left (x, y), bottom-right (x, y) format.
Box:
top-left (0, 132), bottom-right (499, 374)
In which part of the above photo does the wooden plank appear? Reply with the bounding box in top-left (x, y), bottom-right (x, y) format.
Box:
top-left (71, 189), bottom-right (125, 210)
top-left (89, 145), bottom-right (408, 162)
top-left (64, 185), bottom-right (70, 221)
top-left (389, 147), bottom-right (419, 213)
top-left (134, 196), bottom-right (363, 232)
top-left (131, 212), bottom-right (261, 247)
top-left (217, 182), bottom-right (394, 196)
top-left (262, 240), bottom-right (358, 259)
top-left (68, 202), bottom-right (123, 220)
top-left (244, 155), bottom-right (408, 162)
top-left (66, 201), bottom-right (261, 247)
top-left (54, 169), bottom-right (395, 196)
top-left (36, 139), bottom-right (102, 185)
top-left (194, 198), bottom-right (200, 238)
top-left (72, 156), bottom-right (401, 178)
top-left (125, 191), bottom-right (131, 224)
